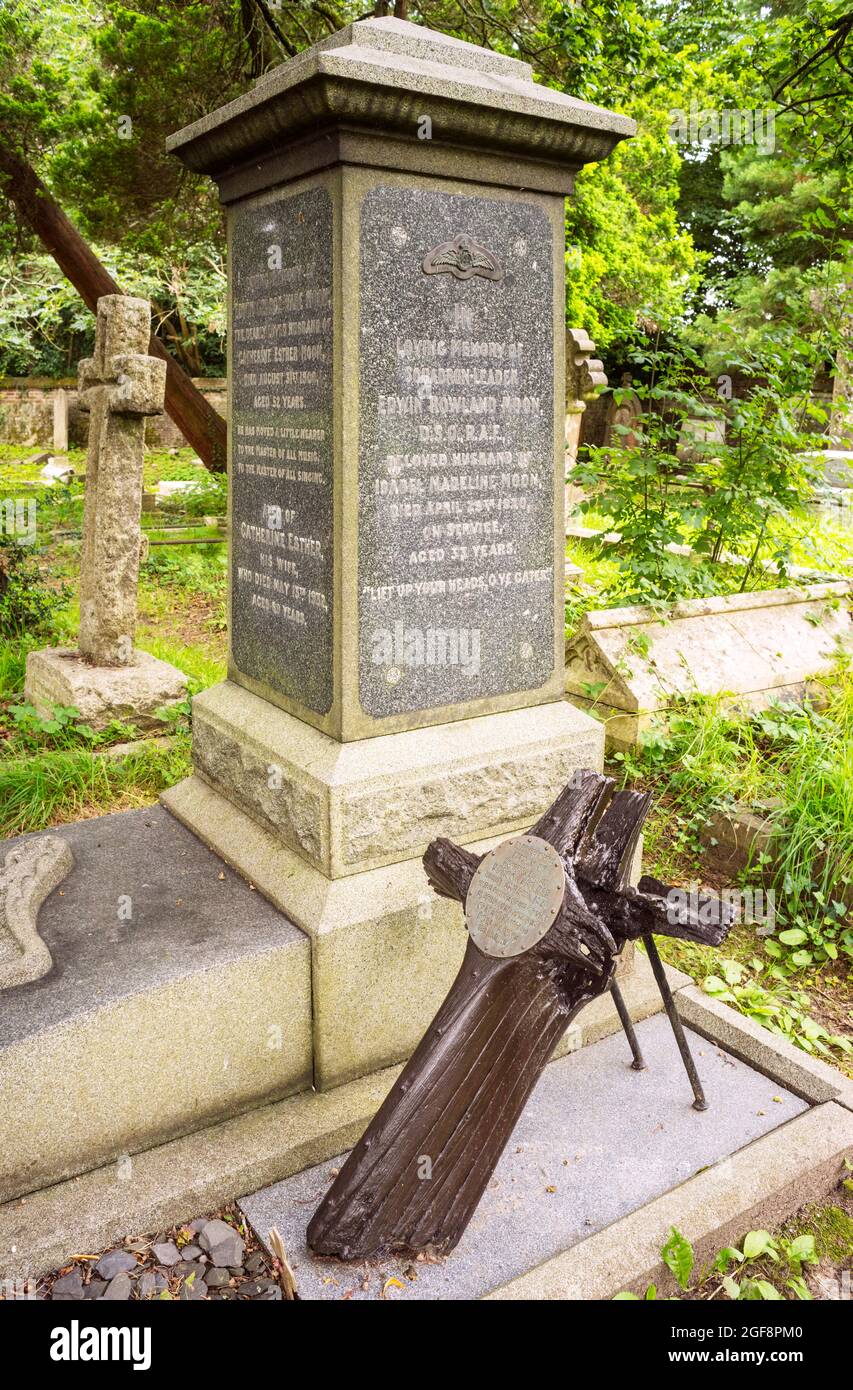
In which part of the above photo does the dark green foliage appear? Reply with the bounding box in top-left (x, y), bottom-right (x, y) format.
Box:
top-left (0, 535), bottom-right (69, 637)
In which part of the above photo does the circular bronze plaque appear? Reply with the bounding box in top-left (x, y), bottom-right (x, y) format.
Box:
top-left (465, 835), bottom-right (566, 959)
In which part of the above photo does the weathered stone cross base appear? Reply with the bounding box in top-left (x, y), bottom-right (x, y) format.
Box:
top-left (25, 646), bottom-right (186, 732)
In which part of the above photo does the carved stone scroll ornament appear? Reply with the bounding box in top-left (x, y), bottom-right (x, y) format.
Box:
top-left (0, 837), bottom-right (72, 989)
top-left (565, 328), bottom-right (607, 485)
top-left (308, 770), bottom-right (733, 1261)
top-left (422, 234), bottom-right (503, 282)
top-left (566, 327), bottom-right (608, 410)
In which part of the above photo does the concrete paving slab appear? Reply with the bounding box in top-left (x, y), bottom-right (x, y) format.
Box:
top-left (0, 807), bottom-right (306, 1045)
top-left (0, 809), bottom-right (311, 1202)
top-left (488, 1101), bottom-right (853, 1299)
top-left (239, 1014), bottom-right (809, 1300)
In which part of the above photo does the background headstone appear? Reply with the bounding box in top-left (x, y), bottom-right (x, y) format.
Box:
top-left (565, 327), bottom-right (607, 517)
top-left (52, 388), bottom-right (68, 453)
top-left (603, 373), bottom-right (643, 450)
top-left (565, 581), bottom-right (853, 748)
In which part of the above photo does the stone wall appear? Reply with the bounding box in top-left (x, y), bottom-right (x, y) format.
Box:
top-left (0, 378), bottom-right (226, 451)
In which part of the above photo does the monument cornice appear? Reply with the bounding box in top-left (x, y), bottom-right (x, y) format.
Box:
top-left (167, 18), bottom-right (635, 195)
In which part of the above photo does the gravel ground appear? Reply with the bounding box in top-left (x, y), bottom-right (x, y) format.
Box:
top-left (2, 1205), bottom-right (294, 1301)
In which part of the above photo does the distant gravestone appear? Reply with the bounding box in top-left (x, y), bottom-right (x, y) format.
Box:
top-left (603, 372), bottom-right (643, 450)
top-left (801, 448), bottom-right (853, 490)
top-left (677, 414), bottom-right (726, 463)
top-left (565, 581), bottom-right (853, 749)
top-left (565, 327), bottom-right (607, 518)
top-left (52, 388), bottom-right (69, 453)
top-left (25, 296), bottom-right (186, 729)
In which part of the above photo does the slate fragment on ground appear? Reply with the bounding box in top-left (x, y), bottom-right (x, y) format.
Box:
top-left (5, 1207), bottom-right (286, 1301)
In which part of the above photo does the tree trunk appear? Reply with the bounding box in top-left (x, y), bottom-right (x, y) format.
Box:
top-left (0, 150), bottom-right (226, 473)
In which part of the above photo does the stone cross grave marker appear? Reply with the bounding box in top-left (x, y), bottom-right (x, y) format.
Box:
top-left (25, 295), bottom-right (187, 728)
top-left (308, 769), bottom-right (733, 1260)
top-left (78, 295), bottom-right (166, 666)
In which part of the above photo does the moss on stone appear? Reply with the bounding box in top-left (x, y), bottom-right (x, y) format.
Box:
top-left (780, 1199), bottom-right (853, 1265)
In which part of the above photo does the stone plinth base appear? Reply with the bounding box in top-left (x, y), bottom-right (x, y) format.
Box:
top-left (0, 809), bottom-right (311, 1206)
top-left (186, 681), bottom-right (605, 879)
top-left (162, 690), bottom-right (610, 1089)
top-left (25, 647), bottom-right (186, 731)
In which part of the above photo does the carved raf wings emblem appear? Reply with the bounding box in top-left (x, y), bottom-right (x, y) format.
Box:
top-left (422, 234), bottom-right (503, 283)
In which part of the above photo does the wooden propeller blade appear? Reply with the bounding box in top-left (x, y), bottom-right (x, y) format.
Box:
top-left (308, 771), bottom-right (733, 1261)
top-left (307, 940), bottom-right (606, 1259)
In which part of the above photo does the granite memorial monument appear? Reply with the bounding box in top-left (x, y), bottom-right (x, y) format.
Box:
top-left (164, 17), bottom-right (635, 1089)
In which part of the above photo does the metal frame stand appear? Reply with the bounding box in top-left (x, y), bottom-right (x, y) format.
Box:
top-left (610, 934), bottom-right (708, 1111)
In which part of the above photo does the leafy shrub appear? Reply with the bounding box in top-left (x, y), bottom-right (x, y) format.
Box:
top-left (143, 545), bottom-right (227, 599)
top-left (0, 537), bottom-right (69, 637)
top-left (178, 473), bottom-right (227, 517)
top-left (0, 701), bottom-right (138, 754)
top-left (613, 679), bottom-right (853, 969)
top-left (571, 338), bottom-right (825, 604)
top-left (615, 1223), bottom-right (821, 1300)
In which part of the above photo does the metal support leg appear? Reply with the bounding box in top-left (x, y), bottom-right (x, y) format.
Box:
top-left (610, 979), bottom-right (647, 1070)
top-left (643, 933), bottom-right (708, 1111)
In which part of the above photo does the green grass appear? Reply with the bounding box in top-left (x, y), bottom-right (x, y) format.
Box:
top-left (564, 539), bottom-right (621, 634)
top-left (614, 673), bottom-right (853, 944)
top-left (142, 543), bottom-right (227, 597)
top-left (0, 446), bottom-right (224, 517)
top-left (612, 671), bottom-right (853, 1066)
top-left (137, 632), bottom-right (225, 690)
top-left (0, 634), bottom-right (40, 695)
top-left (0, 733), bottom-right (191, 839)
